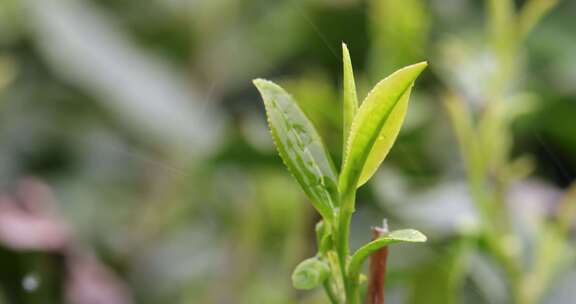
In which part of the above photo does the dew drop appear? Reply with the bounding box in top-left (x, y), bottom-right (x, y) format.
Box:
top-left (22, 273), bottom-right (40, 292)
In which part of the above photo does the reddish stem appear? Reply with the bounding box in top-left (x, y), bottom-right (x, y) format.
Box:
top-left (365, 225), bottom-right (389, 304)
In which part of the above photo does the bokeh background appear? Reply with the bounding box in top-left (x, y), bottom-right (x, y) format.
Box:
top-left (0, 0), bottom-right (575, 303)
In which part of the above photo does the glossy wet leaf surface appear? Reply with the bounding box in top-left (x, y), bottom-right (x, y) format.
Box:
top-left (253, 79), bottom-right (339, 220)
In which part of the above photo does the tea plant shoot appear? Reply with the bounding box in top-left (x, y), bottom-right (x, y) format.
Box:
top-left (253, 43), bottom-right (427, 304)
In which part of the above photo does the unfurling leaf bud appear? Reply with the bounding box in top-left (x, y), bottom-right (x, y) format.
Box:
top-left (291, 257), bottom-right (329, 290)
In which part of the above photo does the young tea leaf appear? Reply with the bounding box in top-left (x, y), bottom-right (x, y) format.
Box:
top-left (292, 257), bottom-right (330, 290)
top-left (342, 42), bottom-right (358, 161)
top-left (340, 62), bottom-right (427, 198)
top-left (356, 88), bottom-right (411, 187)
top-left (387, 229), bottom-right (428, 242)
top-left (348, 229), bottom-right (426, 280)
top-left (253, 79), bottom-right (339, 220)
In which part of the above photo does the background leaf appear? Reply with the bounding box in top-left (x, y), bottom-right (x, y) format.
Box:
top-left (253, 79), bottom-right (339, 220)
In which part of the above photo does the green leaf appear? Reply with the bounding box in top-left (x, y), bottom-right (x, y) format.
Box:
top-left (386, 229), bottom-right (428, 242)
top-left (340, 62), bottom-right (427, 198)
top-left (357, 88), bottom-right (411, 187)
top-left (292, 257), bottom-right (330, 290)
top-left (253, 79), bottom-right (339, 220)
top-left (348, 229), bottom-right (426, 280)
top-left (342, 42), bottom-right (358, 161)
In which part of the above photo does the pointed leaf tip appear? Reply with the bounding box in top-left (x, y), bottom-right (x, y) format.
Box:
top-left (252, 78), bottom-right (274, 91)
top-left (407, 61), bottom-right (428, 71)
top-left (342, 42), bottom-right (359, 165)
top-left (342, 41), bottom-right (348, 51)
top-left (388, 229), bottom-right (427, 243)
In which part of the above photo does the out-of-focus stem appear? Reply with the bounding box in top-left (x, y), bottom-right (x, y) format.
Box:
top-left (517, 0), bottom-right (559, 41)
top-left (556, 183), bottom-right (576, 235)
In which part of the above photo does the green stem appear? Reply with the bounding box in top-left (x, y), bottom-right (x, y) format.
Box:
top-left (323, 280), bottom-right (340, 304)
top-left (337, 209), bottom-right (351, 268)
top-left (336, 192), bottom-right (356, 303)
